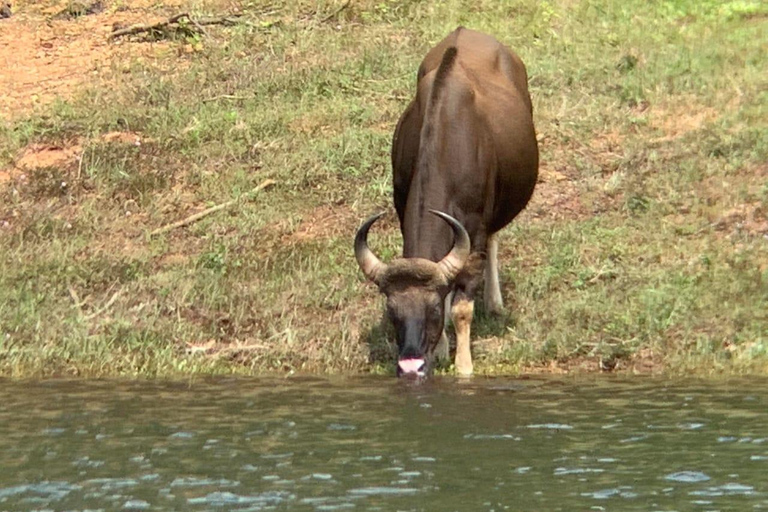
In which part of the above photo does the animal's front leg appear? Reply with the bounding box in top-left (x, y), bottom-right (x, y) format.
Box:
top-left (452, 297), bottom-right (474, 376)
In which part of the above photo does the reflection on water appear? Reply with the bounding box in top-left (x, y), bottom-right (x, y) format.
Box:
top-left (0, 377), bottom-right (767, 511)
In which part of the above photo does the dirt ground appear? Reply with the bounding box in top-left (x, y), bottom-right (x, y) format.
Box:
top-left (0, 0), bottom-right (186, 185)
top-left (0, 0), bottom-right (185, 120)
top-left (1, 0), bottom-right (729, 229)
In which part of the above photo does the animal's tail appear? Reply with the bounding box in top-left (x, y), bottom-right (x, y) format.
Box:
top-left (413, 45), bottom-right (458, 225)
top-left (429, 46), bottom-right (458, 105)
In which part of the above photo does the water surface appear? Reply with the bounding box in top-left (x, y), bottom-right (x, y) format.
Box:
top-left (1, 377), bottom-right (766, 511)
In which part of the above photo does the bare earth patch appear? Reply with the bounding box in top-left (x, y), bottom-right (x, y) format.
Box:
top-left (279, 205), bottom-right (401, 245)
top-left (0, 142), bottom-right (83, 191)
top-left (692, 163), bottom-right (768, 238)
top-left (650, 97), bottom-right (720, 142)
top-left (715, 202), bottom-right (768, 237)
top-left (15, 143), bottom-right (83, 170)
top-left (101, 131), bottom-right (143, 145)
top-left (285, 204), bottom-right (359, 243)
top-left (520, 163), bottom-right (588, 222)
top-left (0, 0), bottom-right (182, 120)
top-left (1, 131), bottom-right (146, 184)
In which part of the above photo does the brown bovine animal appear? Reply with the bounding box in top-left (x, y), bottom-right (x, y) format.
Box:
top-left (355, 27), bottom-right (539, 376)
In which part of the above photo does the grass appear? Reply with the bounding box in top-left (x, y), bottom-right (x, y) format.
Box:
top-left (0, 0), bottom-right (767, 378)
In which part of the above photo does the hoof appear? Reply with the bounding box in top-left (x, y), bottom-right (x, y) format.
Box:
top-left (456, 364), bottom-right (473, 377)
top-left (455, 356), bottom-right (473, 377)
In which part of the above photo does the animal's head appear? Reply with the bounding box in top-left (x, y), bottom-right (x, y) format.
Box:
top-left (355, 210), bottom-right (469, 377)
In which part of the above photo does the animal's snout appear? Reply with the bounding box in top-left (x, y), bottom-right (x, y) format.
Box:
top-left (397, 358), bottom-right (426, 376)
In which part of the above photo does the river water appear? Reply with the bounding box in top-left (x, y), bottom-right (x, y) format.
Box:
top-left (0, 377), bottom-right (766, 511)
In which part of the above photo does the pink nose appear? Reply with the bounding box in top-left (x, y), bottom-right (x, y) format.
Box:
top-left (397, 358), bottom-right (425, 375)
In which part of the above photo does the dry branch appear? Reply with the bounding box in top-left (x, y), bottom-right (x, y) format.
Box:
top-left (321, 0), bottom-right (351, 23)
top-left (202, 94), bottom-right (254, 103)
top-left (148, 179), bottom-right (276, 237)
top-left (109, 12), bottom-right (242, 40)
top-left (68, 287), bottom-right (85, 311)
top-left (85, 290), bottom-right (122, 320)
top-left (185, 342), bottom-right (267, 357)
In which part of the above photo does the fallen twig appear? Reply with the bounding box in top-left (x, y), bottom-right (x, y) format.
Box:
top-left (109, 12), bottom-right (242, 40)
top-left (202, 94), bottom-right (255, 103)
top-left (149, 179), bottom-right (276, 237)
top-left (185, 342), bottom-right (267, 356)
top-left (68, 287), bottom-right (85, 311)
top-left (85, 289), bottom-right (122, 320)
top-left (188, 17), bottom-right (210, 38)
top-left (195, 15), bottom-right (243, 26)
top-left (321, 0), bottom-right (351, 23)
top-left (216, 343), bottom-right (267, 355)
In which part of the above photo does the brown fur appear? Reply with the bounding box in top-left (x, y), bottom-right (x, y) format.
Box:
top-left (378, 259), bottom-right (448, 292)
top-left (360, 27), bottom-right (539, 374)
top-left (392, 27), bottom-right (538, 266)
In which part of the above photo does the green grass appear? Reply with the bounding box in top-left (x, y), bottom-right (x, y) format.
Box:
top-left (1, 0), bottom-right (767, 377)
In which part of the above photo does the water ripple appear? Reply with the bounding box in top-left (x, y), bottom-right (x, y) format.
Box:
top-left (170, 477), bottom-right (240, 488)
top-left (168, 431), bottom-right (196, 439)
top-left (0, 481), bottom-right (81, 501)
top-left (581, 486), bottom-right (637, 499)
top-left (347, 487), bottom-right (419, 496)
top-left (123, 499), bottom-right (150, 509)
top-left (464, 433), bottom-right (521, 440)
top-left (664, 471), bottom-right (711, 483)
top-left (554, 467), bottom-right (605, 476)
top-left (1, 378), bottom-right (766, 512)
top-left (689, 483), bottom-right (755, 496)
top-left (526, 423), bottom-right (574, 430)
top-left (187, 490), bottom-right (294, 506)
top-left (327, 424), bottom-right (357, 431)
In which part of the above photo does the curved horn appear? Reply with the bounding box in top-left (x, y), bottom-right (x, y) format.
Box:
top-left (430, 210), bottom-right (470, 281)
top-left (354, 212), bottom-right (387, 285)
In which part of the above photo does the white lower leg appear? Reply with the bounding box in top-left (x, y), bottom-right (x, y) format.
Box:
top-left (452, 299), bottom-right (474, 376)
top-left (484, 234), bottom-right (504, 314)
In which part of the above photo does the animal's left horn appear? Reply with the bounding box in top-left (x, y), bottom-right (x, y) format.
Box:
top-left (354, 212), bottom-right (387, 285)
top-left (430, 210), bottom-right (470, 281)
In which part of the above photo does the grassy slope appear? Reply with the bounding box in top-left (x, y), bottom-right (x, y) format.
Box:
top-left (0, 0), bottom-right (766, 377)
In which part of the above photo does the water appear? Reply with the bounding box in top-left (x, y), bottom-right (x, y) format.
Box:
top-left (1, 377), bottom-right (767, 511)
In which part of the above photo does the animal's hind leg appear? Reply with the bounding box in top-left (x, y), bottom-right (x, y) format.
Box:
top-left (484, 233), bottom-right (504, 315)
top-left (452, 295), bottom-right (474, 376)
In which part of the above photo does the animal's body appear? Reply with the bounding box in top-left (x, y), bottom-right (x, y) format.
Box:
top-left (355, 27), bottom-right (539, 376)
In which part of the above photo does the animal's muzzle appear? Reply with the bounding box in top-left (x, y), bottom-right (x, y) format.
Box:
top-left (397, 358), bottom-right (426, 377)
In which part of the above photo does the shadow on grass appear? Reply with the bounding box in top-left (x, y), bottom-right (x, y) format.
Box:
top-left (472, 303), bottom-right (516, 339)
top-left (359, 311), bottom-right (397, 372)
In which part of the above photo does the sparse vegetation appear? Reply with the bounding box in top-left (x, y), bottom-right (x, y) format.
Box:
top-left (1, 0), bottom-right (766, 378)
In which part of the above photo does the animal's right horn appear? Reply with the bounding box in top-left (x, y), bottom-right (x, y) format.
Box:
top-left (354, 212), bottom-right (387, 285)
top-left (430, 210), bottom-right (470, 281)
